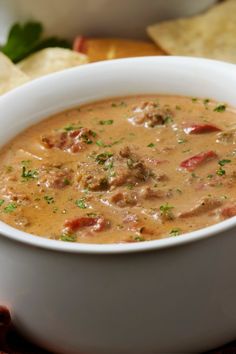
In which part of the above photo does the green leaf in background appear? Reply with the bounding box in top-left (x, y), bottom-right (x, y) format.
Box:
top-left (1, 21), bottom-right (71, 63)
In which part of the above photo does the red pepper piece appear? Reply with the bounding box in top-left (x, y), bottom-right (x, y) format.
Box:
top-left (180, 151), bottom-right (217, 171)
top-left (221, 205), bottom-right (236, 218)
top-left (73, 36), bottom-right (87, 53)
top-left (184, 124), bottom-right (221, 134)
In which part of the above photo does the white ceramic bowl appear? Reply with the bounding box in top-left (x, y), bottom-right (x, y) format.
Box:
top-left (1, 57), bottom-right (236, 354)
top-left (0, 0), bottom-right (216, 43)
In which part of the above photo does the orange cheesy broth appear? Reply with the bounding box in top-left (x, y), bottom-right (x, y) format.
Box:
top-left (0, 95), bottom-right (236, 244)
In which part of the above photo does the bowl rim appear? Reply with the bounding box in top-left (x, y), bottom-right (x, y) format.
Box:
top-left (1, 55), bottom-right (236, 255)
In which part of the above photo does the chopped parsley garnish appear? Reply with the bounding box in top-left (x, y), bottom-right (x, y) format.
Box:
top-left (215, 159), bottom-right (231, 176)
top-left (134, 236), bottom-right (145, 242)
top-left (164, 116), bottom-right (173, 124)
top-left (82, 134), bottom-right (93, 145)
top-left (96, 140), bottom-right (105, 147)
top-left (216, 167), bottom-right (226, 176)
top-left (95, 152), bottom-right (113, 165)
top-left (214, 104), bottom-right (226, 112)
top-left (99, 120), bottom-right (113, 125)
top-left (87, 212), bottom-right (97, 217)
top-left (44, 195), bottom-right (55, 204)
top-left (75, 199), bottom-right (87, 209)
top-left (203, 98), bottom-right (210, 105)
top-left (96, 138), bottom-right (123, 147)
top-left (176, 189), bottom-right (182, 194)
top-left (160, 203), bottom-right (174, 218)
top-left (60, 234), bottom-right (77, 242)
top-left (191, 97), bottom-right (198, 102)
top-left (207, 174), bottom-right (214, 179)
top-left (0, 199), bottom-right (4, 206)
top-left (169, 228), bottom-right (181, 237)
top-left (111, 101), bottom-right (127, 108)
top-left (63, 124), bottom-right (82, 132)
top-left (147, 143), bottom-right (155, 148)
top-left (63, 178), bottom-right (71, 186)
top-left (21, 166), bottom-right (38, 180)
top-left (218, 159), bottom-right (231, 166)
top-left (4, 203), bottom-right (17, 213)
top-left (178, 138), bottom-right (186, 144)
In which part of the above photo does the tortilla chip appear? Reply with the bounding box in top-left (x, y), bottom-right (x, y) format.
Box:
top-left (83, 38), bottom-right (165, 62)
top-left (0, 52), bottom-right (29, 95)
top-left (17, 48), bottom-right (88, 79)
top-left (147, 0), bottom-right (236, 63)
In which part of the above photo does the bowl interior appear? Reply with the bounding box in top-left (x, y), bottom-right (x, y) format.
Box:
top-left (0, 56), bottom-right (236, 253)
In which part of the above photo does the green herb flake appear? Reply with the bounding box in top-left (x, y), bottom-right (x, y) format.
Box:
top-left (191, 97), bottom-right (198, 102)
top-left (99, 120), bottom-right (113, 125)
top-left (96, 138), bottom-right (123, 148)
top-left (63, 178), bottom-right (71, 186)
top-left (95, 152), bottom-right (113, 165)
top-left (0, 199), bottom-right (5, 206)
top-left (4, 203), bottom-right (17, 213)
top-left (87, 212), bottom-right (97, 217)
top-left (218, 159), bottom-right (231, 166)
top-left (96, 140), bottom-right (106, 147)
top-left (216, 167), bottom-right (226, 176)
top-left (178, 138), bottom-right (186, 144)
top-left (63, 124), bottom-right (82, 132)
top-left (134, 236), bottom-right (145, 242)
top-left (60, 234), bottom-right (77, 242)
top-left (111, 101), bottom-right (127, 108)
top-left (176, 189), bottom-right (182, 194)
top-left (214, 104), bottom-right (226, 112)
top-left (44, 195), bottom-right (55, 204)
top-left (82, 134), bottom-right (93, 145)
top-left (21, 166), bottom-right (38, 180)
top-left (169, 228), bottom-right (181, 237)
top-left (160, 203), bottom-right (174, 217)
top-left (75, 198), bottom-right (87, 209)
top-left (191, 172), bottom-right (198, 178)
top-left (164, 116), bottom-right (173, 124)
top-left (147, 143), bottom-right (155, 148)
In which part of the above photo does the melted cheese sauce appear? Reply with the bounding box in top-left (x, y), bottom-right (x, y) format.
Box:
top-left (0, 95), bottom-right (236, 244)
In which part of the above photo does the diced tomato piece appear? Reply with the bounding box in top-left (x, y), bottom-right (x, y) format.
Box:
top-left (184, 124), bottom-right (221, 134)
top-left (221, 205), bottom-right (236, 218)
top-left (180, 151), bottom-right (217, 171)
top-left (73, 36), bottom-right (87, 53)
top-left (64, 216), bottom-right (108, 233)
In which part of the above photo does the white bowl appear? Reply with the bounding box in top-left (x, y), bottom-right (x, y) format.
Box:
top-left (0, 0), bottom-right (216, 43)
top-left (1, 57), bottom-right (236, 354)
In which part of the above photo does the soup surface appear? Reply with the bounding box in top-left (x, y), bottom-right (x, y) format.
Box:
top-left (1, 95), bottom-right (236, 244)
